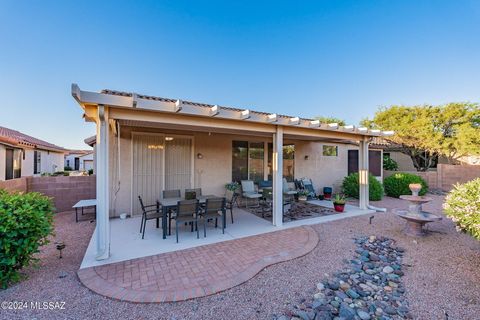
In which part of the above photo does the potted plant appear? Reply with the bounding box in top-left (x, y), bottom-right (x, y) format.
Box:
top-left (225, 182), bottom-right (240, 200)
top-left (333, 194), bottom-right (346, 213)
top-left (297, 190), bottom-right (309, 201)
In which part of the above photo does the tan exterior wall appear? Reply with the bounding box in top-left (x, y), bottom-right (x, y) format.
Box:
top-left (295, 142), bottom-right (349, 194)
top-left (385, 151), bottom-right (416, 171)
top-left (107, 127), bottom-right (384, 217)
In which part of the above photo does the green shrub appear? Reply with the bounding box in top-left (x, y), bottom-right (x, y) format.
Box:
top-left (342, 173), bottom-right (384, 201)
top-left (52, 171), bottom-right (69, 176)
top-left (384, 173), bottom-right (428, 198)
top-left (88, 169), bottom-right (94, 175)
top-left (0, 190), bottom-right (54, 288)
top-left (64, 166), bottom-right (72, 171)
top-left (444, 178), bottom-right (480, 240)
top-left (383, 156), bottom-right (398, 171)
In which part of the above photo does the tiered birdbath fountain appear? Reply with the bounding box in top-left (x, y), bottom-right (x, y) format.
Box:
top-left (393, 183), bottom-right (442, 236)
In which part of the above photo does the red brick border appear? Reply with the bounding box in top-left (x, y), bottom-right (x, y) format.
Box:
top-left (78, 226), bottom-right (318, 303)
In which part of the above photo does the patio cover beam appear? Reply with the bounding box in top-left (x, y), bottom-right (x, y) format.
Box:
top-left (272, 126), bottom-right (284, 227)
top-left (358, 137), bottom-right (370, 210)
top-left (95, 105), bottom-right (110, 260)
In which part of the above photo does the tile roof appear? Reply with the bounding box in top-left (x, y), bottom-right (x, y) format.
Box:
top-left (67, 149), bottom-right (92, 155)
top-left (0, 126), bottom-right (66, 152)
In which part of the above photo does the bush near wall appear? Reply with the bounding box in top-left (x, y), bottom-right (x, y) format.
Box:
top-left (342, 173), bottom-right (384, 201)
top-left (444, 178), bottom-right (480, 240)
top-left (0, 190), bottom-right (54, 288)
top-left (384, 173), bottom-right (428, 198)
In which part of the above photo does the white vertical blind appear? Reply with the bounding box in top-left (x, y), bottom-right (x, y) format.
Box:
top-left (132, 134), bottom-right (165, 216)
top-left (165, 137), bottom-right (192, 195)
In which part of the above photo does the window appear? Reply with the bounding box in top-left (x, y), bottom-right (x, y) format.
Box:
top-left (233, 141), bottom-right (295, 183)
top-left (66, 160), bottom-right (70, 167)
top-left (323, 145), bottom-right (338, 156)
top-left (5, 149), bottom-right (22, 180)
top-left (248, 142), bottom-right (264, 183)
top-left (267, 143), bottom-right (295, 182)
top-left (232, 141), bottom-right (248, 182)
top-left (34, 151), bottom-right (41, 174)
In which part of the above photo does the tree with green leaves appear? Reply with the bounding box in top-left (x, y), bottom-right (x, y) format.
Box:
top-left (315, 116), bottom-right (346, 126)
top-left (362, 103), bottom-right (480, 171)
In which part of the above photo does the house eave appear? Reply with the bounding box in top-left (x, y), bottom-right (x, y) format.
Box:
top-left (71, 83), bottom-right (393, 139)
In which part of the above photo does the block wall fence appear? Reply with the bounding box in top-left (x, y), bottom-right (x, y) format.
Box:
top-left (384, 164), bottom-right (480, 192)
top-left (0, 176), bottom-right (96, 212)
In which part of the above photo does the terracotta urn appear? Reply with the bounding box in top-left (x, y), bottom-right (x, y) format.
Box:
top-left (409, 183), bottom-right (422, 196)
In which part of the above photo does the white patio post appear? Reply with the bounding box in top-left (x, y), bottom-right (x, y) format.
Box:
top-left (272, 126), bottom-right (283, 226)
top-left (358, 137), bottom-right (370, 210)
top-left (95, 105), bottom-right (110, 260)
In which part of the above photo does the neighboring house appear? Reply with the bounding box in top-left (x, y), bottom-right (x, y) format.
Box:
top-left (72, 84), bottom-right (393, 260)
top-left (65, 149), bottom-right (94, 171)
top-left (84, 135), bottom-right (96, 173)
top-left (0, 126), bottom-right (66, 180)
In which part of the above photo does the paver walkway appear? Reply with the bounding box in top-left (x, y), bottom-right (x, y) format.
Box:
top-left (77, 226), bottom-right (318, 303)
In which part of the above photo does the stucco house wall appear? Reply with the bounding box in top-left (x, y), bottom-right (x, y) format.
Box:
top-left (39, 150), bottom-right (64, 174)
top-left (22, 149), bottom-right (35, 177)
top-left (0, 145), bottom-right (6, 181)
top-left (385, 151), bottom-right (416, 171)
top-left (66, 152), bottom-right (94, 171)
top-left (106, 127), bottom-right (374, 217)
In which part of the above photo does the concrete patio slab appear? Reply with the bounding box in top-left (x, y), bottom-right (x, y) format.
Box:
top-left (80, 204), bottom-right (375, 269)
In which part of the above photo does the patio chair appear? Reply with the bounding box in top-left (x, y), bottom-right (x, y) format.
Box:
top-left (163, 189), bottom-right (181, 199)
top-left (241, 180), bottom-right (262, 208)
top-left (201, 197), bottom-right (226, 236)
top-left (138, 196), bottom-right (162, 239)
top-left (225, 191), bottom-right (238, 223)
top-left (301, 178), bottom-right (317, 199)
top-left (173, 199), bottom-right (200, 243)
top-left (260, 188), bottom-right (273, 218)
top-left (163, 189), bottom-right (181, 235)
top-left (185, 188), bottom-right (202, 200)
top-left (283, 178), bottom-right (297, 204)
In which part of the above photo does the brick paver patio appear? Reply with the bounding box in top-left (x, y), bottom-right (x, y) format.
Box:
top-left (77, 226), bottom-right (318, 303)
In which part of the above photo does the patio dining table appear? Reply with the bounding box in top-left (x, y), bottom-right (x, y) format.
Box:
top-left (159, 195), bottom-right (218, 239)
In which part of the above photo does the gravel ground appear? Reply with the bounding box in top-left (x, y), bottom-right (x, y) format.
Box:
top-left (1, 195), bottom-right (479, 320)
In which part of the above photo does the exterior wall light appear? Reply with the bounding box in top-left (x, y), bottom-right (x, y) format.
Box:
top-left (197, 153), bottom-right (204, 159)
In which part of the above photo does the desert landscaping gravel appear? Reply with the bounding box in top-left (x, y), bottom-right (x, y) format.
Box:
top-left (1, 195), bottom-right (479, 320)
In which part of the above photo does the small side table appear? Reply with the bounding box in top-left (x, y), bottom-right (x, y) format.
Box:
top-left (72, 199), bottom-right (97, 223)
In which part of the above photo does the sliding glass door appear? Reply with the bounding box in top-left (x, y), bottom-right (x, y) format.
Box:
top-left (232, 140), bottom-right (294, 183)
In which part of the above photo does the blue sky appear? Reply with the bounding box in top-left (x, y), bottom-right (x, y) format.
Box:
top-left (1, 1), bottom-right (479, 149)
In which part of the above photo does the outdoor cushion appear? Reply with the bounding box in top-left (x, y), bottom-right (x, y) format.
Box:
top-left (258, 180), bottom-right (272, 188)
